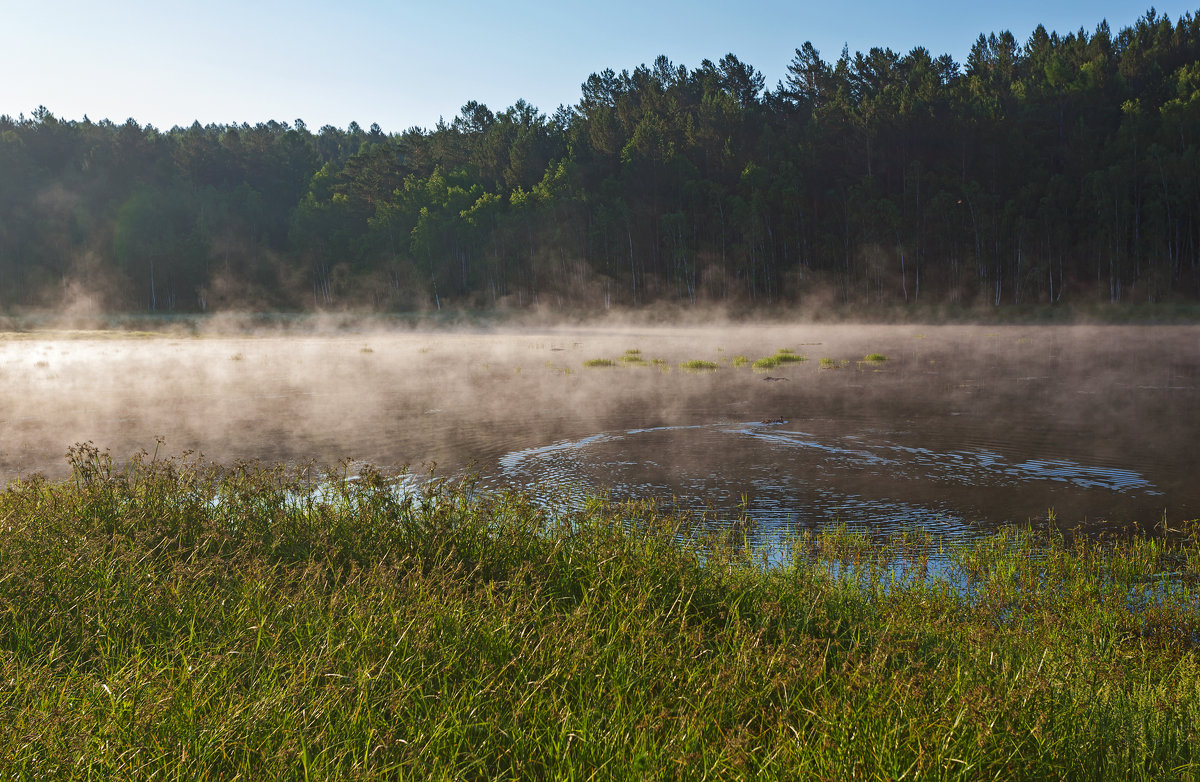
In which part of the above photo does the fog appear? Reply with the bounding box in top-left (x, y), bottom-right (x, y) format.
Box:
top-left (2, 320), bottom-right (1198, 535)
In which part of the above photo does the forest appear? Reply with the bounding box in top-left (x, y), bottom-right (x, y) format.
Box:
top-left (3, 8), bottom-right (1200, 313)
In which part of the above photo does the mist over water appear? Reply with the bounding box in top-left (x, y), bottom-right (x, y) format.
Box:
top-left (2, 323), bottom-right (1198, 538)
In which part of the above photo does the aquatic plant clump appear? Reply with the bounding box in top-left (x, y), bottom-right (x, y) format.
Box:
top-left (620, 349), bottom-right (649, 367)
top-left (752, 349), bottom-right (808, 371)
top-left (679, 359), bottom-right (720, 371)
top-left (1, 447), bottom-right (1199, 779)
top-left (863, 353), bottom-right (888, 363)
top-left (582, 357), bottom-right (616, 368)
top-left (773, 351), bottom-right (806, 364)
top-left (752, 356), bottom-right (781, 370)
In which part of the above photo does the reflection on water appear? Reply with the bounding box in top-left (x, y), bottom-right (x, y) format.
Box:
top-left (1, 323), bottom-right (1198, 539)
top-left (494, 419), bottom-right (1166, 544)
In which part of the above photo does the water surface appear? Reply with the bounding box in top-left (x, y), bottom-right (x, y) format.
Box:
top-left (2, 323), bottom-right (1196, 539)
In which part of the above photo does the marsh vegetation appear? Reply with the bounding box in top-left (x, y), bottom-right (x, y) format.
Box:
top-left (0, 446), bottom-right (1197, 778)
top-left (752, 348), bottom-right (808, 371)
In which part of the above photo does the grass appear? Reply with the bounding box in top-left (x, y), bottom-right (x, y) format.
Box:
top-left (752, 349), bottom-right (808, 371)
top-left (819, 357), bottom-right (850, 369)
top-left (773, 348), bottom-right (806, 363)
top-left (752, 356), bottom-right (781, 370)
top-left (679, 359), bottom-right (720, 371)
top-left (585, 352), bottom-right (668, 370)
top-left (620, 349), bottom-right (649, 367)
top-left (862, 352), bottom-right (887, 363)
top-left (0, 447), bottom-right (1198, 779)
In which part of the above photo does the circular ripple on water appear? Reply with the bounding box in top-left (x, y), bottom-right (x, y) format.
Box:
top-left (496, 421), bottom-right (1163, 542)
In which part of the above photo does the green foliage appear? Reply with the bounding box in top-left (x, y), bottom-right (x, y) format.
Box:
top-left (5, 10), bottom-right (1200, 312)
top-left (679, 359), bottom-right (720, 370)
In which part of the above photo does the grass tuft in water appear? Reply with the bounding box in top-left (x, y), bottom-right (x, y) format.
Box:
top-left (862, 352), bottom-right (887, 363)
top-left (582, 357), bottom-right (616, 368)
top-left (753, 349), bottom-right (808, 371)
top-left (679, 359), bottom-right (720, 371)
top-left (773, 348), bottom-right (807, 363)
top-left (1, 446), bottom-right (1198, 779)
top-left (620, 349), bottom-right (649, 367)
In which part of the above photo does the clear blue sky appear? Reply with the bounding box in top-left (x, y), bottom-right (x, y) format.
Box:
top-left (3, 0), bottom-right (1189, 133)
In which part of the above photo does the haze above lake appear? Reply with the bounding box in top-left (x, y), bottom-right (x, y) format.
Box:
top-left (3, 323), bottom-right (1197, 538)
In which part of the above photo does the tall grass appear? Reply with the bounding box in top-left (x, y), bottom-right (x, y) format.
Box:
top-left (0, 446), bottom-right (1197, 779)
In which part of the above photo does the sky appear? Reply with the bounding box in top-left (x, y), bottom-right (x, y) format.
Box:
top-left (2, 0), bottom-right (1191, 133)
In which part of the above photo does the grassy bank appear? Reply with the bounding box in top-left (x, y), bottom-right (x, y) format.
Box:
top-left (1, 448), bottom-right (1198, 780)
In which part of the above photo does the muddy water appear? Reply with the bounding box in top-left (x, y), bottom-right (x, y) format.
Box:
top-left (1, 324), bottom-right (1197, 539)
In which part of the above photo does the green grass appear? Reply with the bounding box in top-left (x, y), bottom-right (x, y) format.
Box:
top-left (731, 355), bottom-right (750, 367)
top-left (679, 359), bottom-right (719, 371)
top-left (585, 353), bottom-right (665, 369)
top-left (0, 447), bottom-right (1198, 779)
top-left (620, 349), bottom-right (649, 367)
top-left (753, 349), bottom-right (808, 371)
top-left (862, 352), bottom-right (887, 363)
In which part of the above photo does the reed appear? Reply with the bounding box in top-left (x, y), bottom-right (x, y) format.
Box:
top-left (0, 447), bottom-right (1196, 780)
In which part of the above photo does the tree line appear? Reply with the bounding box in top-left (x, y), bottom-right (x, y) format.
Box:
top-left (3, 8), bottom-right (1200, 313)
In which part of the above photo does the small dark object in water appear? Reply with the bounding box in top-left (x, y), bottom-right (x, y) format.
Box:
top-left (762, 376), bottom-right (789, 382)
top-left (761, 417), bottom-right (786, 425)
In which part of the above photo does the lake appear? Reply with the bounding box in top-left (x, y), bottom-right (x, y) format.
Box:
top-left (2, 323), bottom-right (1197, 539)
